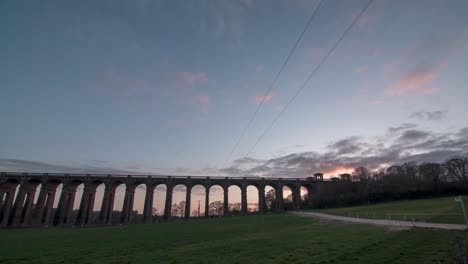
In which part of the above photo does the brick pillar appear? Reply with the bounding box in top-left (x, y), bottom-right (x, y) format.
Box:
top-left (223, 187), bottom-right (229, 216)
top-left (0, 190), bottom-right (15, 227)
top-left (64, 189), bottom-right (77, 225)
top-left (77, 186), bottom-right (96, 226)
top-left (0, 190), bottom-right (5, 223)
top-left (43, 190), bottom-right (57, 226)
top-left (241, 186), bottom-right (247, 215)
top-left (163, 185), bottom-right (173, 221)
top-left (56, 187), bottom-right (77, 226)
top-left (276, 186), bottom-right (284, 213)
top-left (32, 187), bottom-right (48, 226)
top-left (308, 187), bottom-right (313, 206)
top-left (258, 187), bottom-right (266, 213)
top-left (292, 187), bottom-right (301, 210)
top-left (184, 186), bottom-right (191, 220)
top-left (106, 190), bottom-right (115, 224)
top-left (32, 186), bottom-right (57, 226)
top-left (10, 188), bottom-right (27, 227)
top-left (99, 187), bottom-right (114, 224)
top-left (0, 190), bottom-right (4, 207)
top-left (121, 187), bottom-right (135, 224)
top-left (142, 188), bottom-right (154, 224)
top-left (21, 188), bottom-right (37, 226)
top-left (127, 190), bottom-right (135, 223)
top-left (204, 187), bottom-right (210, 217)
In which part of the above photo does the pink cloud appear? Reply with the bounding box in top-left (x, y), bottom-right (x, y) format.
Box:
top-left (385, 68), bottom-right (440, 96)
top-left (355, 65), bottom-right (368, 74)
top-left (373, 48), bottom-right (384, 57)
top-left (175, 71), bottom-right (209, 85)
top-left (191, 94), bottom-right (212, 113)
top-left (383, 32), bottom-right (462, 97)
top-left (250, 91), bottom-right (277, 105)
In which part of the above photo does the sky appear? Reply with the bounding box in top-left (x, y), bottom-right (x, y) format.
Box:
top-left (1, 0), bottom-right (468, 183)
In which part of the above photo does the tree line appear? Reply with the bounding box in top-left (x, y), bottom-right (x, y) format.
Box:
top-left (307, 155), bottom-right (468, 208)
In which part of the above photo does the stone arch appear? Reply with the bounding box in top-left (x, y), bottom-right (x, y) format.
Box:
top-left (31, 179), bottom-right (62, 226)
top-left (189, 184), bottom-right (205, 217)
top-left (246, 185), bottom-right (259, 213)
top-left (208, 184), bottom-right (224, 216)
top-left (0, 180), bottom-right (20, 227)
top-left (131, 183), bottom-right (147, 223)
top-left (152, 183), bottom-right (167, 221)
top-left (300, 186), bottom-right (310, 207)
top-left (111, 182), bottom-right (126, 224)
top-left (92, 182), bottom-right (105, 223)
top-left (227, 185), bottom-right (241, 215)
top-left (10, 179), bottom-right (41, 227)
top-left (171, 184), bottom-right (187, 218)
top-left (282, 185), bottom-right (294, 210)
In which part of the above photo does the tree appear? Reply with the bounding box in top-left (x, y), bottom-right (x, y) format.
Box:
top-left (402, 162), bottom-right (418, 181)
top-left (445, 156), bottom-right (468, 182)
top-left (265, 189), bottom-right (276, 211)
top-left (178, 201), bottom-right (186, 218)
top-left (352, 166), bottom-right (371, 182)
top-left (209, 201), bottom-right (223, 216)
top-left (419, 163), bottom-right (441, 181)
top-left (151, 208), bottom-right (158, 216)
top-left (419, 162), bottom-right (441, 191)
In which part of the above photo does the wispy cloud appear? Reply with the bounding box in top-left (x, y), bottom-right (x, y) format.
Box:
top-left (250, 91), bottom-right (277, 105)
top-left (3, 125), bottom-right (467, 178)
top-left (384, 33), bottom-right (460, 96)
top-left (355, 65), bottom-right (368, 74)
top-left (385, 67), bottom-right (439, 96)
top-left (191, 94), bottom-right (212, 113)
top-left (410, 111), bottom-right (445, 121)
top-left (175, 71), bottom-right (209, 85)
top-left (220, 124), bottom-right (468, 178)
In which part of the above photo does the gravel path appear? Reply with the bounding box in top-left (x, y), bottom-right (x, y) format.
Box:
top-left (290, 211), bottom-right (467, 230)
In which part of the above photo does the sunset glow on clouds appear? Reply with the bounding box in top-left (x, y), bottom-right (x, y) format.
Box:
top-left (385, 68), bottom-right (439, 96)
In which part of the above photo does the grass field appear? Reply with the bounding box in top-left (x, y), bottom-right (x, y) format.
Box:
top-left (314, 196), bottom-right (468, 224)
top-left (0, 215), bottom-right (464, 264)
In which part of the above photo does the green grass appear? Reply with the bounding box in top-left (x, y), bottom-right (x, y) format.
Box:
top-left (0, 215), bottom-right (464, 264)
top-left (313, 196), bottom-right (468, 224)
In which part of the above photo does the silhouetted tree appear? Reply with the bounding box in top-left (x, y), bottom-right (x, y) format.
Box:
top-left (265, 189), bottom-right (276, 211)
top-left (419, 162), bottom-right (442, 191)
top-left (445, 156), bottom-right (468, 182)
top-left (352, 166), bottom-right (371, 182)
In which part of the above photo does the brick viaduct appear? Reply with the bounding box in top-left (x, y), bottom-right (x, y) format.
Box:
top-left (0, 172), bottom-right (326, 228)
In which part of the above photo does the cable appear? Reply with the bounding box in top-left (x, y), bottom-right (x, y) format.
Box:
top-left (223, 0), bottom-right (323, 166)
top-left (244, 0), bottom-right (375, 158)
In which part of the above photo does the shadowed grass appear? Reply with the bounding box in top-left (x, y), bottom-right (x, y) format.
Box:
top-left (0, 215), bottom-right (463, 263)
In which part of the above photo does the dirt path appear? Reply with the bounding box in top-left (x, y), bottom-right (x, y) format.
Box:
top-left (290, 211), bottom-right (467, 230)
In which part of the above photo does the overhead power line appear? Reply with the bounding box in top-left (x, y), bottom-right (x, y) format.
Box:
top-left (244, 0), bottom-right (375, 158)
top-left (224, 0), bottom-right (323, 165)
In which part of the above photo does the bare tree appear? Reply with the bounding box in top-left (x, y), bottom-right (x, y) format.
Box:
top-left (352, 166), bottom-right (371, 182)
top-left (445, 156), bottom-right (468, 182)
top-left (419, 162), bottom-right (442, 191)
top-left (402, 162), bottom-right (419, 181)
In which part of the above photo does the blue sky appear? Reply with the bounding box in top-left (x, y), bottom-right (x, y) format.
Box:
top-left (1, 0), bottom-right (468, 178)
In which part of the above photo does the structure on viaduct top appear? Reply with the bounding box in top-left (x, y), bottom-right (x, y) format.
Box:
top-left (0, 172), bottom-right (328, 228)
